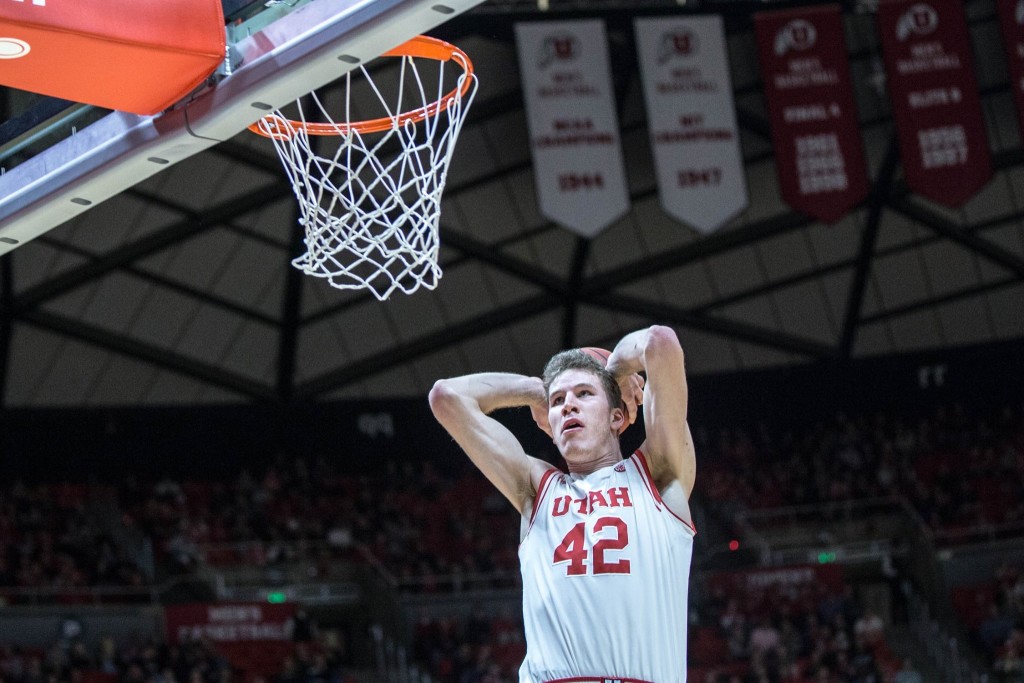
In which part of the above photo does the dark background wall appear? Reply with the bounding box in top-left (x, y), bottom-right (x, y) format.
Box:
top-left (3, 338), bottom-right (1021, 481)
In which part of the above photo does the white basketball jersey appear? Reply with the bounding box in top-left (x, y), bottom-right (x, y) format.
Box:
top-left (518, 450), bottom-right (695, 683)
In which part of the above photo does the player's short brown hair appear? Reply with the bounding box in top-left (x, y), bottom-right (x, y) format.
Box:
top-left (542, 349), bottom-right (621, 412)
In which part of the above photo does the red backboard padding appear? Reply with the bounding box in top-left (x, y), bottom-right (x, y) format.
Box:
top-left (0, 0), bottom-right (225, 115)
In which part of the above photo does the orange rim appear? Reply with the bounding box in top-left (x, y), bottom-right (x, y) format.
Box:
top-left (248, 35), bottom-right (474, 138)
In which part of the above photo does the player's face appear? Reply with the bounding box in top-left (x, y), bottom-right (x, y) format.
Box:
top-left (547, 368), bottom-right (619, 456)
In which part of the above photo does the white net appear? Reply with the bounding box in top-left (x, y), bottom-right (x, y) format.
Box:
top-left (253, 41), bottom-right (477, 300)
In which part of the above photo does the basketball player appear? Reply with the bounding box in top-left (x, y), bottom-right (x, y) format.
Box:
top-left (429, 325), bottom-right (696, 683)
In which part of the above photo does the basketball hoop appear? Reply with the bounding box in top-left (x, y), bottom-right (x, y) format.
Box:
top-left (248, 36), bottom-right (477, 300)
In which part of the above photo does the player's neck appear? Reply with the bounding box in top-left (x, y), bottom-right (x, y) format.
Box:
top-left (564, 444), bottom-right (623, 475)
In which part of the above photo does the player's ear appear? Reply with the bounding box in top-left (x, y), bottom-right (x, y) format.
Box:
top-left (610, 406), bottom-right (625, 434)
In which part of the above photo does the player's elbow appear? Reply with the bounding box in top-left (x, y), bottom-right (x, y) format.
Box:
top-left (428, 379), bottom-right (464, 423)
top-left (646, 325), bottom-right (683, 358)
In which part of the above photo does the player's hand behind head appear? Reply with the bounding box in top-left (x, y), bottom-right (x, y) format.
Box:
top-left (619, 372), bottom-right (645, 429)
top-left (581, 347), bottom-right (644, 434)
top-left (530, 400), bottom-right (552, 437)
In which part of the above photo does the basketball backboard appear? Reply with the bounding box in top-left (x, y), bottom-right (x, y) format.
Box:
top-left (0, 0), bottom-right (486, 256)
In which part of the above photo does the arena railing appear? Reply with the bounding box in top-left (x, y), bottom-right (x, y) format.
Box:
top-left (372, 623), bottom-right (433, 683)
top-left (904, 583), bottom-right (991, 683)
top-left (735, 496), bottom-right (913, 564)
top-left (193, 538), bottom-right (360, 567)
top-left (930, 520), bottom-right (1024, 547)
top-left (0, 576), bottom-right (208, 606)
top-left (195, 538), bottom-right (523, 595)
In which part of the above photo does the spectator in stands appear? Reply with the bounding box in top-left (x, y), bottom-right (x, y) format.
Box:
top-left (995, 628), bottom-right (1024, 679)
top-left (852, 611), bottom-right (884, 648)
top-left (892, 657), bottom-right (922, 683)
top-left (980, 603), bottom-right (1016, 656)
top-left (288, 609), bottom-right (317, 644)
top-left (748, 616), bottom-right (783, 671)
top-left (847, 639), bottom-right (882, 683)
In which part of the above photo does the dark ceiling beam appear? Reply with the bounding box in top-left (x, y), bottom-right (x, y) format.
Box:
top-left (838, 135), bottom-right (900, 358)
top-left (692, 257), bottom-right (854, 315)
top-left (304, 184), bottom-right (658, 326)
top-left (295, 293), bottom-right (557, 397)
top-left (125, 188), bottom-right (290, 250)
top-left (578, 120), bottom-right (1024, 303)
top-left (687, 146), bottom-right (1024, 314)
top-left (582, 209), bottom-right (815, 295)
top-left (973, 202), bottom-right (1024, 232)
top-left (300, 282), bottom-right (400, 323)
top-left (735, 107), bottom-right (772, 142)
top-left (441, 164), bottom-right (789, 301)
top-left (889, 197), bottom-right (1024, 279)
top-left (688, 186), bottom-right (1024, 317)
top-left (275, 202), bottom-right (308, 403)
top-left (301, 208), bottom-right (847, 378)
top-left (208, 139), bottom-right (288, 175)
top-left (301, 220), bottom-right (572, 326)
top-left (35, 235), bottom-right (280, 327)
top-left (439, 227), bottom-right (570, 293)
top-left (594, 291), bottom-right (836, 359)
top-left (561, 238), bottom-right (591, 349)
top-left (993, 146), bottom-right (1024, 168)
top-left (17, 309), bottom-right (275, 401)
top-left (12, 182), bottom-right (293, 313)
top-left (859, 275), bottom-right (1020, 325)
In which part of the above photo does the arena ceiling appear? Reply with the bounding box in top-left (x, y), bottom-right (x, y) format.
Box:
top-left (1, 0), bottom-right (1023, 408)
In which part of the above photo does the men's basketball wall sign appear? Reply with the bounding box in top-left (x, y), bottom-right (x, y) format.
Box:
top-left (634, 16), bottom-right (747, 234)
top-left (516, 20), bottom-right (630, 238)
top-left (995, 0), bottom-right (1024, 141)
top-left (164, 603), bottom-right (296, 674)
top-left (877, 0), bottom-right (992, 206)
top-left (754, 5), bottom-right (869, 223)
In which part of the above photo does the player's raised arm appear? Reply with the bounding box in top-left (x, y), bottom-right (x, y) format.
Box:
top-left (605, 326), bottom-right (695, 497)
top-left (429, 373), bottom-right (553, 515)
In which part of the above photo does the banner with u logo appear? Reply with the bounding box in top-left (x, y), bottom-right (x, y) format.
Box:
top-left (877, 0), bottom-right (992, 206)
top-left (754, 5), bottom-right (869, 223)
top-left (635, 15), bottom-right (748, 233)
top-left (516, 20), bottom-right (630, 238)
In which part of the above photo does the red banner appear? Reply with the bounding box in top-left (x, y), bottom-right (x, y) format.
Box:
top-left (996, 0), bottom-right (1024, 138)
top-left (164, 603), bottom-right (296, 674)
top-left (754, 5), bottom-right (869, 223)
top-left (706, 564), bottom-right (845, 596)
top-left (877, 0), bottom-right (992, 206)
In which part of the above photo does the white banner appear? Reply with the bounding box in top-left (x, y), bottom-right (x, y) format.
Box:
top-left (515, 20), bottom-right (630, 237)
top-left (634, 16), bottom-right (748, 233)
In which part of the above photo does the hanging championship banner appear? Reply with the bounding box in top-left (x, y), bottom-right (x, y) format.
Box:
top-left (877, 0), bottom-right (992, 206)
top-left (754, 5), bottom-right (869, 223)
top-left (634, 16), bottom-right (747, 233)
top-left (516, 20), bottom-right (630, 237)
top-left (996, 0), bottom-right (1024, 138)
